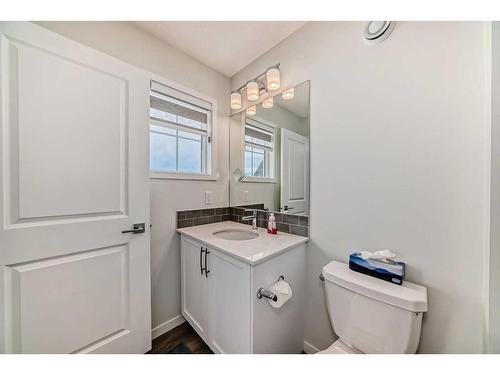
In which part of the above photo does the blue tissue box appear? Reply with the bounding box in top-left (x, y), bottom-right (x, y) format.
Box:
top-left (349, 253), bottom-right (405, 285)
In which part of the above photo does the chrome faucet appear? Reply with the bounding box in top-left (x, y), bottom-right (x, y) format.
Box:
top-left (241, 209), bottom-right (258, 230)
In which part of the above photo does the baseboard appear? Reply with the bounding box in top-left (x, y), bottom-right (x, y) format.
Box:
top-left (303, 340), bottom-right (320, 354)
top-left (152, 315), bottom-right (185, 340)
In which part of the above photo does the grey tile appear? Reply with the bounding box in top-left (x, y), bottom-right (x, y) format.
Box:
top-left (257, 211), bottom-right (267, 220)
top-left (208, 215), bottom-right (222, 224)
top-left (258, 219), bottom-right (268, 228)
top-left (221, 214), bottom-right (230, 221)
top-left (273, 213), bottom-right (283, 222)
top-left (277, 222), bottom-right (290, 233)
top-left (191, 210), bottom-right (202, 218)
top-left (177, 211), bottom-right (186, 220)
top-left (230, 215), bottom-right (239, 222)
top-left (290, 225), bottom-right (308, 237)
top-left (283, 214), bottom-right (299, 225)
top-left (215, 207), bottom-right (228, 215)
top-left (232, 207), bottom-right (245, 216)
top-left (193, 217), bottom-right (209, 226)
top-left (184, 211), bottom-right (194, 219)
top-left (201, 208), bottom-right (215, 217)
top-left (299, 216), bottom-right (309, 227)
top-left (177, 219), bottom-right (194, 228)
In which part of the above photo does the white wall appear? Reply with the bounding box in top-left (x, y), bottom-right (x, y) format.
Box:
top-left (490, 21), bottom-right (500, 353)
top-left (231, 22), bottom-right (491, 353)
top-left (36, 22), bottom-right (231, 336)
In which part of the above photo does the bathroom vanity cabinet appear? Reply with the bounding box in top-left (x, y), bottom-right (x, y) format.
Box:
top-left (178, 222), bottom-right (307, 354)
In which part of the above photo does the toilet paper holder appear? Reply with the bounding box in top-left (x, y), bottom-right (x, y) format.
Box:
top-left (256, 275), bottom-right (285, 302)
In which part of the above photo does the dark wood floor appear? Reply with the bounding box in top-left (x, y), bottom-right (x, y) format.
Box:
top-left (147, 322), bottom-right (213, 354)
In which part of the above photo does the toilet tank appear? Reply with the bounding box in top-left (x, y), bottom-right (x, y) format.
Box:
top-left (322, 260), bottom-right (428, 354)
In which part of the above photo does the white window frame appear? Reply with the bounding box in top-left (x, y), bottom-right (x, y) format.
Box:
top-left (149, 79), bottom-right (218, 181)
top-left (240, 114), bottom-right (277, 183)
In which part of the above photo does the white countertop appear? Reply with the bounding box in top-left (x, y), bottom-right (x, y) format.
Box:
top-left (177, 221), bottom-right (308, 265)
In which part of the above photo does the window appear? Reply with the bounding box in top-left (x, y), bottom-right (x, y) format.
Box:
top-left (243, 118), bottom-right (276, 181)
top-left (149, 81), bottom-right (213, 178)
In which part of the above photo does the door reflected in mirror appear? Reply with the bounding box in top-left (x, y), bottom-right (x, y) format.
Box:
top-left (230, 81), bottom-right (310, 215)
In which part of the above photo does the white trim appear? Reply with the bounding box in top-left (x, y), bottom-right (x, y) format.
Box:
top-left (240, 176), bottom-right (277, 183)
top-left (150, 171), bottom-right (218, 181)
top-left (303, 340), bottom-right (320, 354)
top-left (483, 21), bottom-right (493, 353)
top-left (151, 315), bottom-right (186, 340)
top-left (148, 74), bottom-right (218, 181)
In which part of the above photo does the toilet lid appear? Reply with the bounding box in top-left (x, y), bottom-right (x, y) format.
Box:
top-left (322, 260), bottom-right (428, 312)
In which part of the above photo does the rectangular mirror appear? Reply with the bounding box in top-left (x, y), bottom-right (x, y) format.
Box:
top-left (229, 81), bottom-right (310, 215)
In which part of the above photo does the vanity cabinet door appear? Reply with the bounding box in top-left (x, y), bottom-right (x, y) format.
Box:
top-left (181, 236), bottom-right (209, 341)
top-left (207, 247), bottom-right (251, 353)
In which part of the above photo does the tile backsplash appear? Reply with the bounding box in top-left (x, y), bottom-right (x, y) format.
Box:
top-left (177, 205), bottom-right (309, 237)
top-left (229, 206), bottom-right (308, 237)
top-left (177, 207), bottom-right (230, 228)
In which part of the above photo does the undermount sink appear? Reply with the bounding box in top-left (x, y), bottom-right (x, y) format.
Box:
top-left (212, 229), bottom-right (259, 241)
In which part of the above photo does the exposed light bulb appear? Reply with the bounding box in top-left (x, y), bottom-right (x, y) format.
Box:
top-left (262, 97), bottom-right (274, 109)
top-left (230, 91), bottom-right (242, 110)
top-left (282, 87), bottom-right (295, 100)
top-left (266, 67), bottom-right (280, 91)
top-left (246, 105), bottom-right (257, 116)
top-left (246, 81), bottom-right (259, 101)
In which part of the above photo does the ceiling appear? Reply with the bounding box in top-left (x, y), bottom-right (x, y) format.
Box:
top-left (132, 21), bottom-right (306, 77)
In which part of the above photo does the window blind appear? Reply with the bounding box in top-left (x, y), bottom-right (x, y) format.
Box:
top-left (245, 120), bottom-right (274, 151)
top-left (151, 94), bottom-right (208, 124)
top-left (151, 80), bottom-right (212, 111)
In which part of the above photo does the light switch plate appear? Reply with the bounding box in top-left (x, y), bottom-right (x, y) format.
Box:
top-left (243, 191), bottom-right (249, 202)
top-left (205, 191), bottom-right (213, 205)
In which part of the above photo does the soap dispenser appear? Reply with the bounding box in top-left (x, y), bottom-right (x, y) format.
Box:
top-left (267, 213), bottom-right (277, 234)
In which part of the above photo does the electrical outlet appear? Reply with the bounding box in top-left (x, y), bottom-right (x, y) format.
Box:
top-left (205, 191), bottom-right (213, 205)
top-left (243, 190), bottom-right (249, 202)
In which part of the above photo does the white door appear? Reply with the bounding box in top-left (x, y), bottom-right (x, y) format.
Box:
top-left (181, 237), bottom-right (209, 341)
top-left (280, 128), bottom-right (310, 215)
top-left (207, 248), bottom-right (251, 354)
top-left (0, 22), bottom-right (151, 353)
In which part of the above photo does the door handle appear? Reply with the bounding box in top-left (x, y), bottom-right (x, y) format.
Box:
top-left (200, 246), bottom-right (206, 275)
top-left (204, 249), bottom-right (210, 278)
top-left (121, 223), bottom-right (145, 234)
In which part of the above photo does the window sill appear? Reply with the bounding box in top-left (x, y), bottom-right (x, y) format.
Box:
top-left (150, 171), bottom-right (217, 181)
top-left (240, 176), bottom-right (277, 184)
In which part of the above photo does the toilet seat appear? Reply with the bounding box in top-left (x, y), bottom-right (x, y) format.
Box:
top-left (317, 339), bottom-right (363, 354)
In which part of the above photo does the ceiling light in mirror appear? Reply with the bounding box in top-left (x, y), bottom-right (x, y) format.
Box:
top-left (282, 87), bottom-right (295, 100)
top-left (231, 91), bottom-right (242, 110)
top-left (266, 67), bottom-right (280, 91)
top-left (262, 97), bottom-right (274, 109)
top-left (246, 81), bottom-right (259, 101)
top-left (246, 105), bottom-right (257, 116)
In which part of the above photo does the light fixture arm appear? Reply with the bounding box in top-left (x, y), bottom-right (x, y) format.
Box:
top-left (233, 63), bottom-right (280, 94)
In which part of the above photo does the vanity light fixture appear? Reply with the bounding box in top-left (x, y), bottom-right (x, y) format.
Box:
top-left (266, 67), bottom-right (280, 91)
top-left (231, 63), bottom-right (281, 110)
top-left (231, 91), bottom-right (242, 110)
top-left (246, 81), bottom-right (259, 101)
top-left (262, 97), bottom-right (274, 109)
top-left (246, 105), bottom-right (257, 116)
top-left (282, 87), bottom-right (294, 100)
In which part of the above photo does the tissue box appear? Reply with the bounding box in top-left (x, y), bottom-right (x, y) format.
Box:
top-left (349, 253), bottom-right (405, 285)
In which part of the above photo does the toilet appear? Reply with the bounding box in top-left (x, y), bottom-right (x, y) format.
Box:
top-left (319, 260), bottom-right (428, 354)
